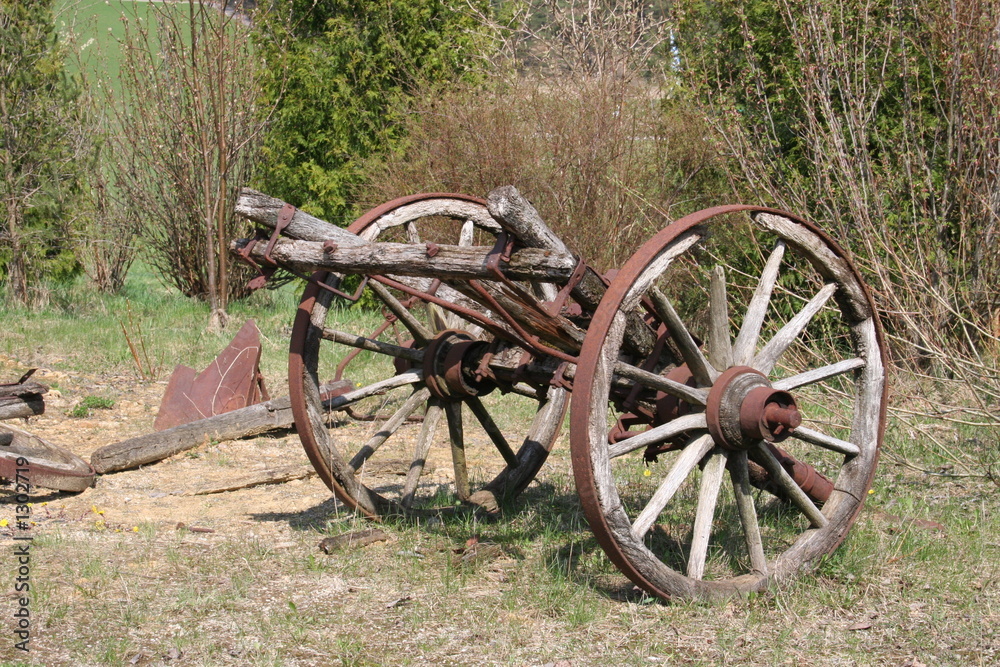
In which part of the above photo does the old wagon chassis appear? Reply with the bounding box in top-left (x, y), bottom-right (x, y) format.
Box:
top-left (234, 185), bottom-right (887, 601)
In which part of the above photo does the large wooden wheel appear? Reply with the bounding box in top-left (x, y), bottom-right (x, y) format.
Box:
top-left (289, 194), bottom-right (568, 518)
top-left (571, 205), bottom-right (887, 600)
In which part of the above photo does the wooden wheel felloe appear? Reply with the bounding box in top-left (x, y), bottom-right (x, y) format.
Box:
top-left (570, 205), bottom-right (887, 600)
top-left (289, 194), bottom-right (568, 518)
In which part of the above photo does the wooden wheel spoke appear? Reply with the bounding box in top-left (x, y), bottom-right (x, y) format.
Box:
top-left (325, 371), bottom-right (423, 412)
top-left (632, 434), bottom-right (715, 539)
top-left (404, 220), bottom-right (420, 243)
top-left (321, 327), bottom-right (424, 363)
top-left (650, 287), bottom-right (717, 385)
top-left (688, 449), bottom-right (728, 579)
top-left (608, 413), bottom-right (708, 459)
top-left (790, 426), bottom-right (860, 456)
top-left (730, 450), bottom-right (768, 574)
top-left (348, 387), bottom-right (431, 472)
top-left (753, 282), bottom-right (838, 375)
top-left (466, 396), bottom-right (520, 469)
top-left (441, 220), bottom-right (479, 330)
top-left (733, 240), bottom-right (786, 365)
top-left (458, 219), bottom-right (475, 246)
top-left (613, 361), bottom-right (709, 406)
top-left (772, 357), bottom-right (865, 391)
top-left (368, 280), bottom-right (434, 344)
top-left (708, 266), bottom-right (734, 370)
top-left (444, 401), bottom-right (470, 501)
top-left (751, 442), bottom-right (828, 527)
top-left (401, 400), bottom-right (445, 508)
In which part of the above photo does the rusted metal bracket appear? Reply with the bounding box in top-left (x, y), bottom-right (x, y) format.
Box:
top-left (544, 256), bottom-right (589, 318)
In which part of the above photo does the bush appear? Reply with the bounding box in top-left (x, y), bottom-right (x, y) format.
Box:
top-left (358, 75), bottom-right (727, 272)
top-left (255, 0), bottom-right (490, 223)
top-left (675, 0), bottom-right (1000, 468)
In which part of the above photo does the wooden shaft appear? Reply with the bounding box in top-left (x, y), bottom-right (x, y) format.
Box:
top-left (236, 188), bottom-right (365, 246)
top-left (90, 379), bottom-right (354, 474)
top-left (487, 186), bottom-right (656, 356)
top-left (231, 236), bottom-right (577, 283)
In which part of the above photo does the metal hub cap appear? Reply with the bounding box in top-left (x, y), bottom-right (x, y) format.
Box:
top-left (421, 330), bottom-right (494, 400)
top-left (706, 366), bottom-right (802, 451)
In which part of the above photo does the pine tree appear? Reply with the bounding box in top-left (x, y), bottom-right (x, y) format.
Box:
top-left (0, 0), bottom-right (84, 305)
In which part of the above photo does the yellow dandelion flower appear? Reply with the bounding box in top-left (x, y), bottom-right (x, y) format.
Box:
top-left (643, 468), bottom-right (652, 477)
top-left (0, 519), bottom-right (8, 527)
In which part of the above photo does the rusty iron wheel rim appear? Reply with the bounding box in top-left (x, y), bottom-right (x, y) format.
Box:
top-left (289, 194), bottom-right (568, 518)
top-left (570, 205), bottom-right (888, 600)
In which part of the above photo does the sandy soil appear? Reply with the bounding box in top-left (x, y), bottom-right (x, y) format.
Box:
top-left (0, 353), bottom-right (347, 545)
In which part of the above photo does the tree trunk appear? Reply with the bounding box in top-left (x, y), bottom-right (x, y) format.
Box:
top-left (5, 200), bottom-right (28, 306)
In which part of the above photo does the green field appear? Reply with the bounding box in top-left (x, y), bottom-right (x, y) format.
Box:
top-left (56, 0), bottom-right (192, 93)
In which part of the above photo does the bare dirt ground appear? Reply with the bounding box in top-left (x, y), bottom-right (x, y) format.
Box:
top-left (1, 355), bottom-right (338, 538)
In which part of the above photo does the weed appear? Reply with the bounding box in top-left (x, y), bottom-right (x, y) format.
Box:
top-left (68, 394), bottom-right (115, 418)
top-left (119, 298), bottom-right (161, 380)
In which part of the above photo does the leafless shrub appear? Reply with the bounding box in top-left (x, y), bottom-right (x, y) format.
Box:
top-left (682, 0), bottom-right (1000, 471)
top-left (75, 146), bottom-right (139, 293)
top-left (360, 1), bottom-right (718, 272)
top-left (106, 0), bottom-right (271, 327)
top-left (469, 0), bottom-right (671, 79)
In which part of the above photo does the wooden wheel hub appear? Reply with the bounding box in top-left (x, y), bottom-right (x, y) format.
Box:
top-left (706, 366), bottom-right (801, 451)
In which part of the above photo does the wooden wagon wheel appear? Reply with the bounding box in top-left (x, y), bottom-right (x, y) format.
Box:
top-left (289, 194), bottom-right (569, 518)
top-left (571, 205), bottom-right (887, 600)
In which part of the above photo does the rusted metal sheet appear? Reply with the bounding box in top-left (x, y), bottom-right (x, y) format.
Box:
top-left (154, 319), bottom-right (268, 430)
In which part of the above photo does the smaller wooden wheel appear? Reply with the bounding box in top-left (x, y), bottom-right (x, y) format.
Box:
top-left (571, 205), bottom-right (887, 600)
top-left (289, 195), bottom-right (569, 518)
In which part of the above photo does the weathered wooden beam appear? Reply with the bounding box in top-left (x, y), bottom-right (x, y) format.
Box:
top-left (0, 396), bottom-right (44, 421)
top-left (230, 236), bottom-right (578, 283)
top-left (0, 380), bottom-right (47, 421)
top-left (236, 188), bottom-right (365, 246)
top-left (91, 380), bottom-right (353, 474)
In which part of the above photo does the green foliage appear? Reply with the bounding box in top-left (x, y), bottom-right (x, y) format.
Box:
top-left (69, 395), bottom-right (115, 418)
top-left (255, 0), bottom-right (490, 222)
top-left (0, 0), bottom-right (86, 304)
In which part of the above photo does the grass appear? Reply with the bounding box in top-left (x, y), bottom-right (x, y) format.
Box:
top-left (0, 260), bottom-right (301, 387)
top-left (56, 0), bottom-right (192, 94)
top-left (5, 466), bottom-right (996, 665)
top-left (0, 261), bottom-right (998, 665)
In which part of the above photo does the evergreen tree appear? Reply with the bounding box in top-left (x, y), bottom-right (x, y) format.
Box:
top-left (256, 0), bottom-right (489, 221)
top-left (0, 0), bottom-right (84, 305)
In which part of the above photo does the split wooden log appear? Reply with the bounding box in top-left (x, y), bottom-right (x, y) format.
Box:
top-left (487, 185), bottom-right (658, 357)
top-left (0, 380), bottom-right (47, 420)
top-left (90, 379), bottom-right (353, 474)
top-left (235, 188), bottom-right (366, 245)
top-left (230, 236), bottom-right (578, 283)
